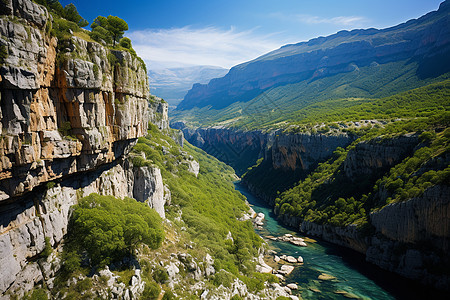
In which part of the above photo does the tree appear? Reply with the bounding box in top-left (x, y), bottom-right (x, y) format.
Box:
top-left (90, 15), bottom-right (129, 47)
top-left (70, 194), bottom-right (164, 267)
top-left (63, 3), bottom-right (88, 27)
top-left (90, 26), bottom-right (112, 44)
top-left (91, 16), bottom-right (108, 30)
top-left (119, 37), bottom-right (136, 55)
top-left (106, 15), bottom-right (128, 46)
top-left (119, 37), bottom-right (132, 49)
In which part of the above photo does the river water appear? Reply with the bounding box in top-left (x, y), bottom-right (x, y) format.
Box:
top-left (234, 182), bottom-right (444, 300)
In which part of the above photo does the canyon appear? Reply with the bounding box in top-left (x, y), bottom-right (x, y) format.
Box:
top-left (176, 124), bottom-right (450, 290)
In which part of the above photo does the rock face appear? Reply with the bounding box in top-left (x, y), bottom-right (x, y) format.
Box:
top-left (0, 1), bottom-right (165, 297)
top-left (173, 124), bottom-right (354, 176)
top-left (343, 134), bottom-right (419, 179)
top-left (149, 96), bottom-right (169, 130)
top-left (367, 185), bottom-right (450, 289)
top-left (0, 2), bottom-right (149, 201)
top-left (133, 166), bottom-right (167, 218)
top-left (177, 1), bottom-right (450, 110)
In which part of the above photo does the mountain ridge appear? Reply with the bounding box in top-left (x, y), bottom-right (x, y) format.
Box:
top-left (176, 0), bottom-right (450, 112)
top-left (149, 65), bottom-right (228, 107)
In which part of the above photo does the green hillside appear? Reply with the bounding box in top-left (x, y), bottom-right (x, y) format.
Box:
top-left (273, 115), bottom-right (450, 229)
top-left (171, 62), bottom-right (450, 130)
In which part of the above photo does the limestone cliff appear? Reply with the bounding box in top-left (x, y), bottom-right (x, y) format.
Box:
top-left (0, 1), bottom-right (168, 297)
top-left (174, 123), bottom-right (354, 176)
top-left (148, 96), bottom-right (169, 131)
top-left (367, 185), bottom-right (450, 289)
top-left (0, 1), bottom-right (148, 200)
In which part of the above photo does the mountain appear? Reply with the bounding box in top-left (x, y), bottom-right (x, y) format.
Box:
top-left (148, 65), bottom-right (228, 107)
top-left (174, 1), bottom-right (450, 127)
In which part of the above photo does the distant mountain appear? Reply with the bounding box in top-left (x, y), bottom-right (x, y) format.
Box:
top-left (175, 1), bottom-right (450, 121)
top-left (148, 66), bottom-right (228, 107)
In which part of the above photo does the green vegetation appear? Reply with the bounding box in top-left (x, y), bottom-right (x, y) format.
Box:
top-left (66, 194), bottom-right (164, 267)
top-left (0, 44), bottom-right (7, 66)
top-left (172, 62), bottom-right (450, 130)
top-left (270, 112), bottom-right (450, 229)
top-left (90, 15), bottom-right (128, 46)
top-left (23, 288), bottom-right (48, 300)
top-left (131, 124), bottom-right (262, 276)
top-left (35, 0), bottom-right (88, 27)
top-left (41, 237), bottom-right (52, 258)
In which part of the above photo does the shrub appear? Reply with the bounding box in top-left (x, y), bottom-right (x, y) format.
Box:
top-left (162, 290), bottom-right (175, 300)
top-left (41, 237), bottom-right (52, 258)
top-left (142, 281), bottom-right (161, 299)
top-left (69, 194), bottom-right (164, 267)
top-left (152, 266), bottom-right (169, 284)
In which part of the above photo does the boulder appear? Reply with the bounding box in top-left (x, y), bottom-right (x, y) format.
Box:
top-left (278, 265), bottom-right (295, 275)
top-left (285, 256), bottom-right (298, 263)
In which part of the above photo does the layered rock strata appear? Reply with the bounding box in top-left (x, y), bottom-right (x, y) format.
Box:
top-left (173, 123), bottom-right (354, 175)
top-left (0, 1), bottom-right (167, 297)
top-left (0, 2), bottom-right (148, 201)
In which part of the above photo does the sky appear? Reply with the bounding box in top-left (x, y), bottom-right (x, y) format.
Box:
top-left (61, 0), bottom-right (444, 70)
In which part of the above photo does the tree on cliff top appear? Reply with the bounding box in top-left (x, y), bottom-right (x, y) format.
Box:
top-left (62, 3), bottom-right (88, 27)
top-left (35, 0), bottom-right (88, 27)
top-left (91, 15), bottom-right (128, 46)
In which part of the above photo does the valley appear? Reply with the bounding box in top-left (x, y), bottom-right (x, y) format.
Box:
top-left (0, 0), bottom-right (449, 299)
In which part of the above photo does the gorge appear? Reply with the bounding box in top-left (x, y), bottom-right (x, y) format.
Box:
top-left (0, 0), bottom-right (449, 299)
top-left (171, 0), bottom-right (450, 294)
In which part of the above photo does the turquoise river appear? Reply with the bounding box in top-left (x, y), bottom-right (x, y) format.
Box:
top-left (235, 182), bottom-right (446, 300)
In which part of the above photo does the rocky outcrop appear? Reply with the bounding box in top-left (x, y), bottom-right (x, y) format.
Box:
top-left (0, 1), bottom-right (149, 201)
top-left (174, 124), bottom-right (354, 176)
top-left (149, 96), bottom-right (169, 130)
top-left (300, 222), bottom-right (368, 254)
top-left (367, 185), bottom-right (450, 289)
top-left (343, 134), bottom-right (420, 179)
top-left (268, 131), bottom-right (352, 171)
top-left (133, 166), bottom-right (168, 218)
top-left (0, 157), bottom-right (169, 297)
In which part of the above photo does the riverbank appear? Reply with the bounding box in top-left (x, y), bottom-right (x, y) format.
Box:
top-left (235, 182), bottom-right (448, 300)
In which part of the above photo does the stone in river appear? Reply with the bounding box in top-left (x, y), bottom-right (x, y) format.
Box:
top-left (318, 273), bottom-right (337, 281)
top-left (285, 256), bottom-right (298, 263)
top-left (279, 265), bottom-right (295, 275)
top-left (334, 290), bottom-right (361, 299)
top-left (287, 283), bottom-right (298, 290)
top-left (289, 240), bottom-right (308, 247)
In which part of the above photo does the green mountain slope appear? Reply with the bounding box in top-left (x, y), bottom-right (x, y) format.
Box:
top-left (172, 63), bottom-right (450, 129)
top-left (172, 1), bottom-right (450, 129)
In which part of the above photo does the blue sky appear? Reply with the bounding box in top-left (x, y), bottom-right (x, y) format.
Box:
top-left (62, 0), bottom-right (444, 69)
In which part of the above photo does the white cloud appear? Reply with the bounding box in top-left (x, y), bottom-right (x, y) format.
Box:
top-left (270, 12), bottom-right (369, 27)
top-left (297, 15), bottom-right (368, 26)
top-left (127, 26), bottom-right (287, 70)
